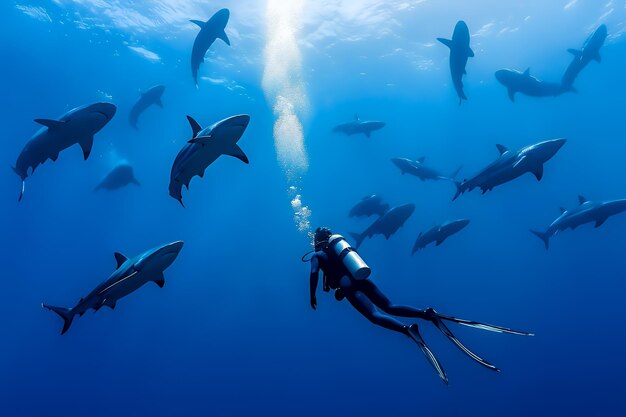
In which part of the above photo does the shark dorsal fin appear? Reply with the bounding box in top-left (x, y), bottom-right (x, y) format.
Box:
top-left (186, 116), bottom-right (202, 139)
top-left (523, 68), bottom-right (530, 76)
top-left (559, 207), bottom-right (567, 214)
top-left (34, 118), bottom-right (65, 129)
top-left (417, 157), bottom-right (425, 163)
top-left (190, 19), bottom-right (205, 28)
top-left (578, 195), bottom-right (588, 204)
top-left (114, 252), bottom-right (128, 268)
top-left (496, 144), bottom-right (508, 155)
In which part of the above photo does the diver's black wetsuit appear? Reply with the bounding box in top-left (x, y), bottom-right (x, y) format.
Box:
top-left (308, 239), bottom-right (532, 385)
top-left (310, 250), bottom-right (426, 334)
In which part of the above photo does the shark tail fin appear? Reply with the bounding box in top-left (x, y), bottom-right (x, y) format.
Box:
top-left (449, 165), bottom-right (462, 180)
top-left (348, 232), bottom-right (364, 250)
top-left (11, 167), bottom-right (25, 202)
top-left (452, 181), bottom-right (463, 201)
top-left (529, 230), bottom-right (550, 250)
top-left (42, 304), bottom-right (74, 335)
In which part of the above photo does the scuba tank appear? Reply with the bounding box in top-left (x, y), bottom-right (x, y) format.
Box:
top-left (327, 234), bottom-right (371, 280)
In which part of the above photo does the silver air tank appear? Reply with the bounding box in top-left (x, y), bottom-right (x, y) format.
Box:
top-left (327, 234), bottom-right (371, 280)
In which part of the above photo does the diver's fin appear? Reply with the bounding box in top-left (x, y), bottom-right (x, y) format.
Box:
top-left (437, 37), bottom-right (453, 49)
top-left (407, 324), bottom-right (448, 385)
top-left (530, 229), bottom-right (550, 250)
top-left (223, 143), bottom-right (249, 164)
top-left (42, 303), bottom-right (74, 335)
top-left (190, 19), bottom-right (204, 28)
top-left (507, 88), bottom-right (516, 102)
top-left (113, 252), bottom-right (128, 268)
top-left (595, 217), bottom-right (608, 228)
top-left (154, 273), bottom-right (165, 288)
top-left (567, 48), bottom-right (582, 58)
top-left (428, 312), bottom-right (499, 371)
top-left (155, 98), bottom-right (163, 108)
top-left (218, 29), bottom-right (230, 46)
top-left (531, 164), bottom-right (544, 181)
top-left (34, 118), bottom-right (65, 130)
top-left (578, 195), bottom-right (588, 204)
top-left (434, 311), bottom-right (534, 336)
top-left (496, 144), bottom-right (508, 155)
top-left (79, 137), bottom-right (94, 160)
top-left (186, 116), bottom-right (202, 139)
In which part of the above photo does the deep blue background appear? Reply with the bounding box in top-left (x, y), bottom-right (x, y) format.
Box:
top-left (2, 1), bottom-right (626, 416)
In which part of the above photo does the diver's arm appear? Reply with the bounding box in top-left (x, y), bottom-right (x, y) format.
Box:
top-left (309, 254), bottom-right (320, 310)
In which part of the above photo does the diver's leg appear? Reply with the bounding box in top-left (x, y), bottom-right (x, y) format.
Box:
top-left (344, 289), bottom-right (408, 334)
top-left (343, 281), bottom-right (448, 384)
top-left (356, 280), bottom-right (428, 319)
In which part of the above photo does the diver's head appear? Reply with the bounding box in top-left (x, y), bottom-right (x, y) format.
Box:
top-left (314, 226), bottom-right (333, 251)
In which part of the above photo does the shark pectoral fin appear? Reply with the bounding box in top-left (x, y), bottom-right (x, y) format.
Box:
top-left (531, 164), bottom-right (544, 181)
top-left (436, 37), bottom-right (452, 48)
top-left (507, 88), bottom-right (515, 102)
top-left (79, 137), bottom-right (94, 160)
top-left (365, 131), bottom-right (371, 138)
top-left (113, 252), bottom-right (128, 268)
top-left (34, 118), bottom-right (65, 129)
top-left (594, 53), bottom-right (601, 63)
top-left (190, 19), bottom-right (204, 28)
top-left (105, 300), bottom-right (116, 310)
top-left (155, 98), bottom-right (163, 108)
top-left (435, 238), bottom-right (446, 246)
top-left (186, 116), bottom-right (202, 139)
top-left (567, 48), bottom-right (582, 58)
top-left (224, 143), bottom-right (249, 164)
top-left (218, 29), bottom-right (231, 46)
top-left (154, 274), bottom-right (165, 288)
top-left (595, 217), bottom-right (608, 228)
top-left (467, 47), bottom-right (475, 57)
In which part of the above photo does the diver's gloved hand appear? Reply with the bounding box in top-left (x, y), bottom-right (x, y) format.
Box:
top-left (310, 296), bottom-right (317, 310)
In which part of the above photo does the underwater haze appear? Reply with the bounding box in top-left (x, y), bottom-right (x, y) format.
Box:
top-left (2, 0), bottom-right (626, 416)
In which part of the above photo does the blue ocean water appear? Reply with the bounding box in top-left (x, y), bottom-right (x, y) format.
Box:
top-left (2, 1), bottom-right (626, 416)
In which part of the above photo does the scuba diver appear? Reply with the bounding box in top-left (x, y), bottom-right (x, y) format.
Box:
top-left (304, 226), bottom-right (533, 385)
